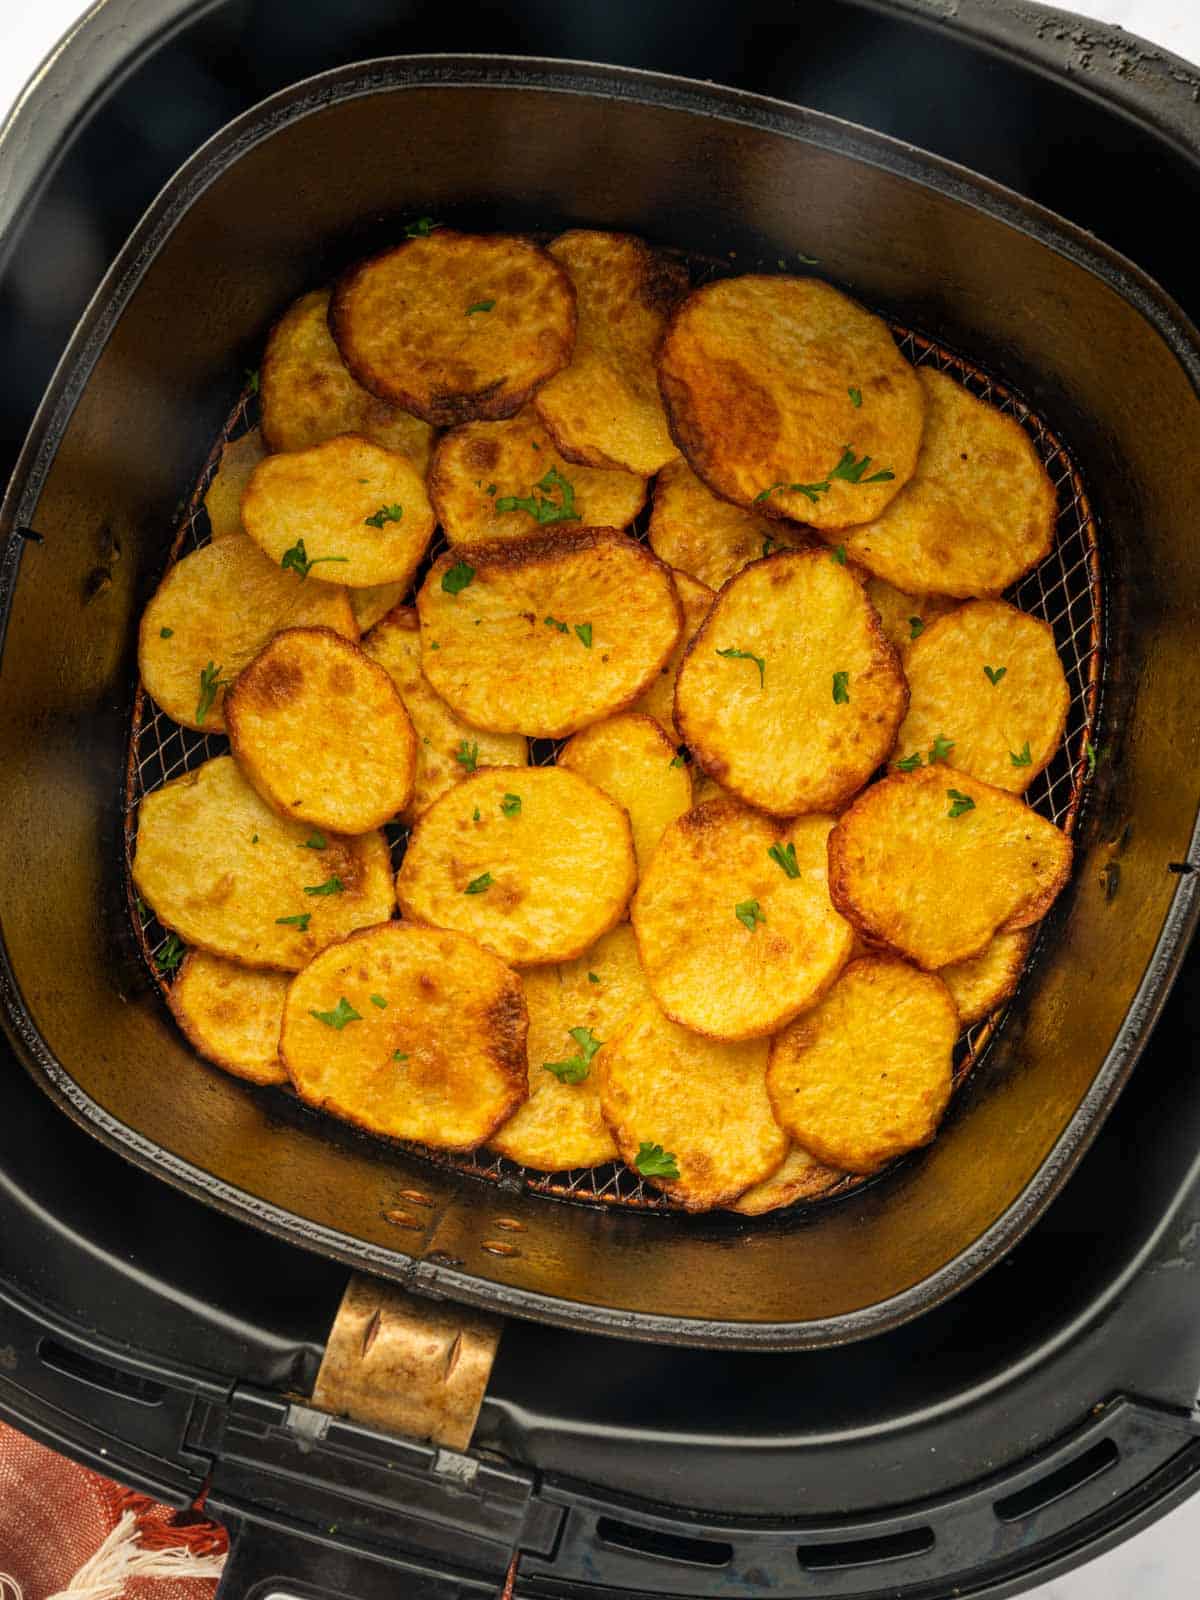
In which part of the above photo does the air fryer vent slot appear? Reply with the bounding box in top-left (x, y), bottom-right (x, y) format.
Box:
top-left (797, 1526), bottom-right (935, 1571)
top-left (37, 1338), bottom-right (166, 1406)
top-left (596, 1516), bottom-right (733, 1567)
top-left (994, 1437), bottom-right (1120, 1522)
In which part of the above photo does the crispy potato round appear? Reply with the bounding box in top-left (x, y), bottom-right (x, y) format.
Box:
top-left (133, 756), bottom-right (395, 971)
top-left (330, 231), bottom-right (576, 426)
top-left (490, 923), bottom-right (651, 1170)
top-left (631, 569), bottom-right (713, 743)
top-left (204, 428), bottom-right (266, 543)
top-left (827, 765), bottom-right (1073, 970)
top-left (658, 275), bottom-right (925, 529)
top-left (241, 434), bottom-right (435, 590)
top-left (598, 999), bottom-right (787, 1210)
top-left (225, 628), bottom-right (417, 833)
top-left (648, 458), bottom-right (814, 590)
top-left (362, 608), bottom-right (527, 822)
top-left (674, 548), bottom-right (908, 816)
top-left (417, 528), bottom-right (682, 739)
top-left (833, 369), bottom-right (1057, 596)
top-left (632, 800), bottom-right (853, 1040)
top-left (767, 956), bottom-right (957, 1174)
top-left (280, 923), bottom-right (527, 1150)
top-left (260, 288), bottom-right (434, 469)
top-left (559, 713), bottom-right (692, 875)
top-left (939, 927), bottom-right (1034, 1026)
top-left (167, 951), bottom-right (288, 1086)
top-left (395, 767), bottom-right (636, 966)
top-left (864, 576), bottom-right (954, 657)
top-left (894, 600), bottom-right (1070, 792)
top-left (729, 1145), bottom-right (844, 1216)
top-left (138, 533), bottom-right (357, 732)
top-left (532, 231), bottom-right (687, 475)
top-left (350, 582), bottom-right (408, 634)
top-left (429, 406), bottom-right (646, 545)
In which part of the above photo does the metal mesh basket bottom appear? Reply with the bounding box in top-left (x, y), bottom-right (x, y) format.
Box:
top-left (124, 326), bottom-right (1101, 1217)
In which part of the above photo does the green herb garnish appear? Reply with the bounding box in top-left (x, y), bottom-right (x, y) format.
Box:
top-left (849, 387), bottom-right (862, 407)
top-left (832, 670), bottom-right (850, 704)
top-left (309, 997), bottom-right (361, 1030)
top-left (473, 807), bottom-right (481, 821)
top-left (830, 545), bottom-right (847, 565)
top-left (394, 1050), bottom-right (409, 1062)
top-left (244, 368), bottom-right (259, 395)
top-left (669, 755), bottom-right (685, 769)
top-left (303, 832), bottom-right (326, 851)
top-left (405, 217), bottom-right (439, 237)
top-left (304, 876), bottom-right (344, 896)
top-left (716, 647), bottom-right (766, 688)
top-left (588, 972), bottom-right (600, 984)
top-left (929, 733), bottom-right (955, 764)
top-left (195, 661), bottom-right (231, 725)
top-left (495, 466), bottom-right (580, 526)
top-left (456, 739), bottom-right (479, 773)
top-left (501, 793), bottom-right (522, 816)
top-left (280, 539), bottom-right (349, 580)
top-left (909, 616), bottom-right (925, 640)
top-left (1085, 738), bottom-right (1098, 778)
top-left (754, 447), bottom-right (895, 505)
top-left (276, 913), bottom-right (311, 931)
top-left (364, 503), bottom-right (403, 528)
top-left (1010, 742), bottom-right (1032, 768)
top-left (983, 665), bottom-right (1007, 686)
top-left (442, 558), bottom-right (476, 595)
top-left (544, 615), bottom-right (569, 633)
top-left (896, 752), bottom-right (923, 773)
top-left (947, 789), bottom-right (976, 819)
top-left (542, 1025), bottom-right (603, 1084)
top-left (466, 299), bottom-right (496, 315)
top-left (465, 872), bottom-right (493, 895)
top-left (370, 994), bottom-right (388, 1009)
top-left (768, 841), bottom-right (800, 878)
top-left (159, 626), bottom-right (173, 639)
top-left (155, 934), bottom-right (185, 974)
top-left (574, 622), bottom-right (593, 649)
top-left (635, 1142), bottom-right (680, 1179)
top-left (736, 898), bottom-right (765, 931)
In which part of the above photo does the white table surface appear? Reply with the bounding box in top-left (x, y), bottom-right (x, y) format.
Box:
top-left (1, 3), bottom-right (1197, 1596)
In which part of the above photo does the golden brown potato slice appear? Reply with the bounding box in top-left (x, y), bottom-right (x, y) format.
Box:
top-left (893, 600), bottom-right (1069, 793)
top-left (241, 434), bottom-right (434, 590)
top-left (396, 767), bottom-right (635, 966)
top-left (349, 582), bottom-right (408, 634)
top-left (648, 458), bottom-right (814, 590)
top-left (280, 923), bottom-right (527, 1150)
top-left (429, 406), bottom-right (646, 545)
top-left (259, 288), bottom-right (434, 469)
top-left (138, 532), bottom-right (357, 732)
top-left (864, 576), bottom-right (954, 657)
top-left (225, 628), bottom-right (417, 833)
top-left (416, 529), bottom-right (682, 739)
top-left (167, 951), bottom-right (288, 1086)
top-left (204, 428), bottom-right (266, 543)
top-left (827, 765), bottom-right (1072, 970)
top-left (632, 800), bottom-right (853, 1040)
top-left (674, 548), bottom-right (908, 816)
top-left (330, 231), bottom-right (576, 426)
top-left (832, 369), bottom-right (1057, 596)
top-left (598, 999), bottom-right (786, 1210)
top-left (658, 275), bottom-right (925, 530)
top-left (767, 956), bottom-right (957, 1174)
top-left (490, 923), bottom-right (650, 1170)
top-left (133, 756), bottom-right (395, 971)
top-left (361, 608), bottom-right (527, 821)
top-left (559, 713), bottom-right (692, 875)
top-left (532, 230), bottom-right (687, 475)
top-left (729, 1145), bottom-right (844, 1215)
top-left (939, 927), bottom-right (1034, 1026)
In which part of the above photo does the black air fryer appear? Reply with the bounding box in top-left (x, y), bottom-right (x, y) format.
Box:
top-left (3, 2), bottom-right (1200, 1596)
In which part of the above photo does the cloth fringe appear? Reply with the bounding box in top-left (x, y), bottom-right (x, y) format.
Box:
top-left (33, 1511), bottom-right (227, 1600)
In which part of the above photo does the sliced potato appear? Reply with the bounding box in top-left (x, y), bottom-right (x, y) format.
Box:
top-left (395, 767), bottom-right (636, 966)
top-left (362, 608), bottom-right (527, 821)
top-left (729, 1145), bottom-right (844, 1216)
top-left (833, 368), bottom-right (1057, 596)
top-left (598, 999), bottom-right (787, 1210)
top-left (241, 434), bottom-right (434, 590)
top-left (864, 576), bottom-right (954, 657)
top-left (827, 765), bottom-right (1073, 970)
top-left (280, 923), bottom-right (527, 1150)
top-left (490, 923), bottom-right (650, 1170)
top-left (138, 532), bottom-right (357, 732)
top-left (559, 712), bottom-right (692, 875)
top-left (133, 756), bottom-right (395, 971)
top-left (533, 230), bottom-right (687, 475)
top-left (767, 956), bottom-right (957, 1174)
top-left (417, 529), bottom-right (682, 739)
top-left (674, 548), bottom-right (908, 815)
top-left (939, 927), bottom-right (1034, 1026)
top-left (429, 406), bottom-right (646, 545)
top-left (350, 582), bottom-right (408, 634)
top-left (204, 428), bottom-right (266, 543)
top-left (893, 600), bottom-right (1069, 793)
top-left (259, 287), bottom-right (434, 469)
top-left (630, 572), bottom-right (712, 746)
top-left (648, 458), bottom-right (813, 590)
top-left (167, 951), bottom-right (288, 1086)
top-left (632, 800), bottom-right (852, 1040)
top-left (330, 231), bottom-right (576, 426)
top-left (225, 628), bottom-right (417, 834)
top-left (657, 275), bottom-right (925, 529)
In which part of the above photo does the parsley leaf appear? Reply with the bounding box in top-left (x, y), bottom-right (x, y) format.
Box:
top-left (303, 831), bottom-right (326, 850)
top-left (309, 997), bottom-right (361, 1030)
top-left (635, 1142), bottom-right (680, 1179)
top-left (304, 875), bottom-right (344, 896)
top-left (159, 626), bottom-right (173, 639)
top-left (465, 872), bottom-right (493, 895)
top-left (830, 544), bottom-right (847, 565)
top-left (155, 933), bottom-right (185, 974)
top-left (1010, 741), bottom-right (1032, 768)
top-left (405, 217), bottom-right (439, 237)
top-left (245, 368), bottom-right (259, 395)
top-left (496, 466), bottom-right (580, 526)
top-left (909, 616), bottom-right (925, 640)
top-left (736, 898), bottom-right (765, 931)
top-left (947, 788), bottom-right (976, 819)
top-left (473, 808), bottom-right (481, 821)
top-left (280, 538), bottom-right (349, 579)
top-left (929, 733), bottom-right (955, 764)
top-left (832, 670), bottom-right (850, 704)
top-left (370, 994), bottom-right (388, 1008)
top-left (895, 752), bottom-right (923, 772)
top-left (442, 558), bottom-right (475, 595)
top-left (574, 622), bottom-right (593, 649)
top-left (716, 646), bottom-right (766, 688)
top-left (588, 972), bottom-right (600, 984)
top-left (466, 299), bottom-right (496, 315)
top-left (542, 1025), bottom-right (604, 1084)
top-left (768, 841), bottom-right (800, 878)
top-left (1085, 737), bottom-right (1098, 778)
top-left (276, 913), bottom-right (311, 931)
top-left (544, 615), bottom-right (569, 633)
top-left (501, 793), bottom-right (522, 816)
top-left (455, 739), bottom-right (479, 773)
top-left (364, 503), bottom-right (403, 528)
top-left (849, 386), bottom-right (862, 407)
top-left (761, 536), bottom-right (777, 558)
top-left (983, 665), bottom-right (1007, 686)
top-left (196, 661), bottom-right (231, 725)
top-left (669, 754), bottom-right (685, 769)
top-left (755, 446), bottom-right (895, 506)
top-left (394, 1050), bottom-right (409, 1062)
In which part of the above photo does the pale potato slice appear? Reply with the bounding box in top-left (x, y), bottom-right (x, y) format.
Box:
top-left (648, 458), bottom-right (813, 590)
top-left (893, 600), bottom-right (1069, 793)
top-left (138, 532), bottom-right (357, 732)
top-left (429, 406), bottom-right (645, 545)
top-left (864, 576), bottom-right (954, 657)
top-left (729, 1145), bottom-right (844, 1216)
top-left (280, 923), bottom-right (527, 1150)
top-left (674, 548), bottom-right (908, 816)
top-left (204, 428), bottom-right (266, 543)
top-left (658, 275), bottom-right (925, 530)
top-left (827, 765), bottom-right (1072, 970)
top-left (490, 923), bottom-right (650, 1170)
top-left (598, 999), bottom-right (787, 1210)
top-left (632, 800), bottom-right (852, 1040)
top-left (167, 951), bottom-right (288, 1086)
top-left (225, 628), bottom-right (417, 834)
top-left (350, 582), bottom-right (408, 634)
top-left (259, 288), bottom-right (434, 469)
top-left (832, 369), bottom-right (1056, 596)
top-left (241, 434), bottom-right (434, 590)
top-left (939, 927), bottom-right (1034, 1026)
top-left (133, 756), bottom-right (395, 971)
top-left (767, 956), bottom-right (957, 1174)
top-left (559, 713), bottom-right (691, 875)
top-left (330, 231), bottom-right (576, 426)
top-left (362, 608), bottom-right (527, 821)
top-left (416, 529), bottom-right (682, 739)
top-left (533, 230), bottom-right (687, 475)
top-left (395, 767), bottom-right (635, 966)
top-left (631, 569), bottom-right (713, 743)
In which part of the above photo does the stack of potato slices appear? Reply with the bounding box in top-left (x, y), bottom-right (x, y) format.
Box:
top-left (132, 225), bottom-right (1078, 1215)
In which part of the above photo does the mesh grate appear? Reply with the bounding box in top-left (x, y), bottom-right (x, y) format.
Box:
top-left (123, 323), bottom-right (1102, 1217)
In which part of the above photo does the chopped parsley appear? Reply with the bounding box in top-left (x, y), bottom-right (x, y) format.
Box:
top-left (983, 665), bottom-right (1007, 686)
top-left (588, 972), bottom-right (600, 984)
top-left (404, 217), bottom-right (439, 237)
top-left (1010, 742), bottom-right (1032, 768)
top-left (442, 558), bottom-right (475, 595)
top-left (394, 1050), bottom-right (409, 1062)
top-left (496, 466), bottom-right (580, 526)
top-left (465, 872), bottom-right (493, 894)
top-left (455, 739), bottom-right (479, 773)
top-left (244, 368), bottom-right (259, 395)
top-left (716, 646), bottom-right (766, 688)
top-left (768, 841), bottom-right (800, 878)
top-left (542, 1025), bottom-right (603, 1084)
top-left (574, 622), bottom-right (593, 649)
top-left (309, 997), bottom-right (361, 1030)
top-left (501, 793), bottom-right (522, 816)
top-left (761, 536), bottom-right (777, 559)
top-left (159, 626), bottom-right (173, 639)
top-left (909, 616), bottom-right (925, 640)
top-left (281, 539), bottom-right (349, 580)
top-left (195, 661), bottom-right (231, 725)
top-left (466, 299), bottom-right (496, 315)
top-left (1085, 737), bottom-right (1098, 778)
top-left (544, 615), bottom-right (569, 633)
top-left (669, 754), bottom-right (686, 769)
top-left (947, 788), bottom-right (976, 819)
top-left (635, 1142), bottom-right (680, 1179)
top-left (276, 913), bottom-right (311, 931)
top-left (849, 386), bottom-right (862, 407)
top-left (304, 875), bottom-right (344, 896)
top-left (895, 752), bottom-right (923, 773)
top-left (832, 670), bottom-right (850, 704)
top-left (473, 807), bottom-right (481, 821)
top-left (155, 933), bottom-right (185, 974)
top-left (370, 994), bottom-right (388, 1009)
top-left (754, 446), bottom-right (895, 505)
top-left (929, 733), bottom-right (955, 764)
top-left (830, 545), bottom-right (847, 565)
top-left (364, 503), bottom-right (403, 528)
top-left (303, 831), bottom-right (327, 850)
top-left (736, 898), bottom-right (765, 931)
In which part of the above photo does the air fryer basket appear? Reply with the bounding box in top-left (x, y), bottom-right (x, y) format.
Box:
top-left (2, 57), bottom-right (1199, 1349)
